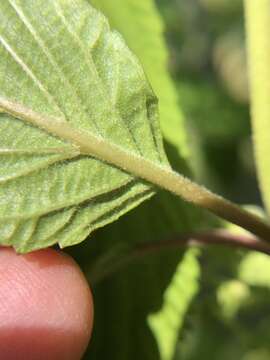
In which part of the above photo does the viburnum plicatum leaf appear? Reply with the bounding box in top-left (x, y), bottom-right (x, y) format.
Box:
top-left (0, 0), bottom-right (169, 252)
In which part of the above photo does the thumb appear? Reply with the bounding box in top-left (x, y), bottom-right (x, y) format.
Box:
top-left (0, 247), bottom-right (93, 360)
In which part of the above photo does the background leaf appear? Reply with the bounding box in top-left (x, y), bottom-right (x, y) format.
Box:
top-left (244, 0), bottom-right (270, 214)
top-left (148, 248), bottom-right (200, 360)
top-left (0, 0), bottom-right (168, 252)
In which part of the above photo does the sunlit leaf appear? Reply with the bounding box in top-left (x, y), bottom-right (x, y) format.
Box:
top-left (90, 0), bottom-right (189, 159)
top-left (0, 0), bottom-right (169, 252)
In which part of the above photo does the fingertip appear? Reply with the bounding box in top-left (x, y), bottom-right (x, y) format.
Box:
top-left (0, 247), bottom-right (93, 360)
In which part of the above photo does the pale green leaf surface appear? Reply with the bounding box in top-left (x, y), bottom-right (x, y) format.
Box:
top-left (0, 0), bottom-right (169, 252)
top-left (90, 0), bottom-right (189, 159)
top-left (244, 0), bottom-right (270, 214)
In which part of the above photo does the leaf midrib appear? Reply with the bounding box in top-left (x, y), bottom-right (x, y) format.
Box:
top-left (2, 97), bottom-right (270, 245)
top-left (0, 96), bottom-right (165, 166)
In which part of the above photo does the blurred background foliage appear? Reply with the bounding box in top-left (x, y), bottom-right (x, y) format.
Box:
top-left (157, 0), bottom-right (258, 204)
top-left (155, 1), bottom-right (270, 359)
top-left (69, 1), bottom-right (270, 359)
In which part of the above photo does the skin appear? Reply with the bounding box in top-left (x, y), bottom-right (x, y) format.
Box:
top-left (0, 247), bottom-right (94, 360)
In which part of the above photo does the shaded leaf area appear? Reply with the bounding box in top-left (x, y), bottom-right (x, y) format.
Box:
top-left (178, 78), bottom-right (249, 143)
top-left (172, 246), bottom-right (270, 360)
top-left (0, 0), bottom-right (168, 252)
top-left (177, 78), bottom-right (259, 205)
top-left (69, 185), bottom-right (200, 360)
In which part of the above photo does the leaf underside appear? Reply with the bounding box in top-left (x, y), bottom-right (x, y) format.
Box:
top-left (0, 0), bottom-right (168, 252)
top-left (90, 0), bottom-right (189, 159)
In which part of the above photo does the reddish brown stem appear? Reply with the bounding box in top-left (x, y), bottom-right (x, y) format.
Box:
top-left (137, 230), bottom-right (270, 256)
top-left (89, 230), bottom-right (270, 284)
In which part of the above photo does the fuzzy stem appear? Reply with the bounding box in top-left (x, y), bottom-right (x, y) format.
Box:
top-left (1, 97), bottom-right (270, 242)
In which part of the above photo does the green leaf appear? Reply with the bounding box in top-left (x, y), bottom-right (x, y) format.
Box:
top-left (244, 0), bottom-right (270, 214)
top-left (148, 248), bottom-right (200, 360)
top-left (0, 0), bottom-right (168, 252)
top-left (90, 0), bottom-right (189, 159)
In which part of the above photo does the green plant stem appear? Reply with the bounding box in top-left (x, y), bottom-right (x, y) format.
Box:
top-left (88, 230), bottom-right (270, 284)
top-left (244, 0), bottom-right (270, 214)
top-left (1, 97), bottom-right (270, 242)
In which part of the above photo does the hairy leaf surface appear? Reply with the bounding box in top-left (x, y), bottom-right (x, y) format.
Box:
top-left (0, 0), bottom-right (169, 252)
top-left (90, 0), bottom-right (189, 159)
